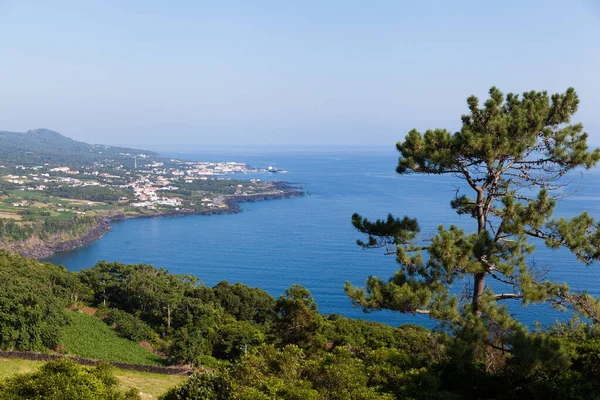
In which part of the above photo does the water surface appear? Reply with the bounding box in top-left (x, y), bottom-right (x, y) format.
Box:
top-left (48, 147), bottom-right (600, 328)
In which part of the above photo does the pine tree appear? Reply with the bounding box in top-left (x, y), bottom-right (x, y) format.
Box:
top-left (346, 87), bottom-right (600, 350)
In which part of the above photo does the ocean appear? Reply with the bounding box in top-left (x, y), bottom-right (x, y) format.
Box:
top-left (47, 146), bottom-right (600, 329)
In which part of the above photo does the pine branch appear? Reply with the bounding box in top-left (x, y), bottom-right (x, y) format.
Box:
top-left (494, 293), bottom-right (523, 300)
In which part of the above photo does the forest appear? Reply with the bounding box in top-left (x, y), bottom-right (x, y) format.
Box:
top-left (1, 249), bottom-right (600, 399)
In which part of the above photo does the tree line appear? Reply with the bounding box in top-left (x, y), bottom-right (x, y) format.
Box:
top-left (1, 248), bottom-right (600, 398)
top-left (0, 214), bottom-right (97, 241)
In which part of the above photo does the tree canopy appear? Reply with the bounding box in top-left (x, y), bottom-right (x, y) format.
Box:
top-left (0, 250), bottom-right (84, 351)
top-left (3, 248), bottom-right (600, 397)
top-left (346, 87), bottom-right (600, 357)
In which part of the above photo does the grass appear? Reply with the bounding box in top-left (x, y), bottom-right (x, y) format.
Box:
top-left (0, 358), bottom-right (41, 377)
top-left (61, 311), bottom-right (163, 366)
top-left (51, 210), bottom-right (78, 220)
top-left (28, 201), bottom-right (49, 208)
top-left (0, 358), bottom-right (184, 399)
top-left (66, 199), bottom-right (106, 206)
top-left (114, 369), bottom-right (185, 399)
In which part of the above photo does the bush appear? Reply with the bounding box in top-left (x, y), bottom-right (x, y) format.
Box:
top-left (213, 320), bottom-right (265, 360)
top-left (159, 372), bottom-right (232, 400)
top-left (195, 355), bottom-right (230, 369)
top-left (168, 327), bottom-right (212, 365)
top-left (97, 308), bottom-right (156, 343)
top-left (0, 359), bottom-right (140, 400)
top-left (0, 251), bottom-right (77, 351)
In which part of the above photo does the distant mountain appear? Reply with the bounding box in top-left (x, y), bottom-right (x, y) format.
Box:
top-left (0, 129), bottom-right (159, 166)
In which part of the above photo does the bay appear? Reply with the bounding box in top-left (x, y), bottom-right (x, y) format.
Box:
top-left (47, 146), bottom-right (600, 328)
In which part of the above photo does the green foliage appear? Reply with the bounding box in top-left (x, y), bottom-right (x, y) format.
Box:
top-left (213, 281), bottom-right (277, 325)
top-left (81, 262), bottom-right (277, 365)
top-left (46, 186), bottom-right (131, 203)
top-left (0, 213), bottom-right (98, 242)
top-left (8, 250), bottom-right (600, 397)
top-left (159, 372), bottom-right (232, 400)
top-left (80, 261), bottom-right (199, 331)
top-left (213, 320), bottom-right (266, 360)
top-left (273, 284), bottom-right (325, 350)
top-left (0, 359), bottom-right (140, 400)
top-left (227, 344), bottom-right (318, 399)
top-left (347, 87), bottom-right (600, 363)
top-left (61, 311), bottom-right (163, 365)
top-left (322, 316), bottom-right (445, 364)
top-left (306, 347), bottom-right (395, 400)
top-left (169, 326), bottom-right (214, 365)
top-left (0, 250), bottom-right (79, 351)
top-left (0, 219), bottom-right (34, 241)
top-left (97, 307), bottom-right (157, 343)
top-left (172, 345), bottom-right (397, 400)
top-left (363, 348), bottom-right (449, 399)
top-left (505, 328), bottom-right (572, 377)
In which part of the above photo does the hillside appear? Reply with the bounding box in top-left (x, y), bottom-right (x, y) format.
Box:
top-left (0, 128), bottom-right (159, 166)
top-left (61, 311), bottom-right (163, 365)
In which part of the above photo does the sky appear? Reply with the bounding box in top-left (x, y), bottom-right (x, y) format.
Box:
top-left (0, 0), bottom-right (599, 148)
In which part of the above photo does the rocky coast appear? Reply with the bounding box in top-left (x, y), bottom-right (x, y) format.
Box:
top-left (1, 183), bottom-right (303, 259)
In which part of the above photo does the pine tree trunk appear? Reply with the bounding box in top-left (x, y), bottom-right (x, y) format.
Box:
top-left (472, 190), bottom-right (486, 317)
top-left (472, 272), bottom-right (485, 317)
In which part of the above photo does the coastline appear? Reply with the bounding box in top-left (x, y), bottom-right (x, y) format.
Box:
top-left (2, 182), bottom-right (303, 260)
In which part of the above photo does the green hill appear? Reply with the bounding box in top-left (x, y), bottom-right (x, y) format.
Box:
top-left (0, 128), bottom-right (159, 166)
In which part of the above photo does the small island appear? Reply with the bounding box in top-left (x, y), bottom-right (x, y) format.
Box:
top-left (0, 129), bottom-right (303, 258)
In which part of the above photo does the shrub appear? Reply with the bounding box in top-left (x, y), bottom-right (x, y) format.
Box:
top-left (0, 359), bottom-right (140, 400)
top-left (98, 308), bottom-right (156, 343)
top-left (159, 372), bottom-right (232, 400)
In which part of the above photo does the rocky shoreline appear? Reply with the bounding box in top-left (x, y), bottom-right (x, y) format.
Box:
top-left (2, 184), bottom-right (303, 259)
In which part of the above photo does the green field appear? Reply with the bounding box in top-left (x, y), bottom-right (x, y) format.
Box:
top-left (61, 311), bottom-right (164, 366)
top-left (0, 358), bottom-right (184, 399)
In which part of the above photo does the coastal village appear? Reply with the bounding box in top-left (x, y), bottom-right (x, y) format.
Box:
top-left (0, 154), bottom-right (300, 243)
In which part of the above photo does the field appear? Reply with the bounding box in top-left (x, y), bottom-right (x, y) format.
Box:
top-left (0, 358), bottom-right (184, 399)
top-left (112, 369), bottom-right (185, 399)
top-left (61, 311), bottom-right (164, 366)
top-left (0, 212), bottom-right (21, 220)
top-left (0, 191), bottom-right (117, 221)
top-left (66, 199), bottom-right (106, 206)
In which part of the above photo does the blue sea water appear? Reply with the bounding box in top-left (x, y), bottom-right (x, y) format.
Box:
top-left (47, 146), bottom-right (600, 329)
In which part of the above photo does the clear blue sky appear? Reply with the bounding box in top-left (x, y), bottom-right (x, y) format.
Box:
top-left (0, 0), bottom-right (599, 148)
